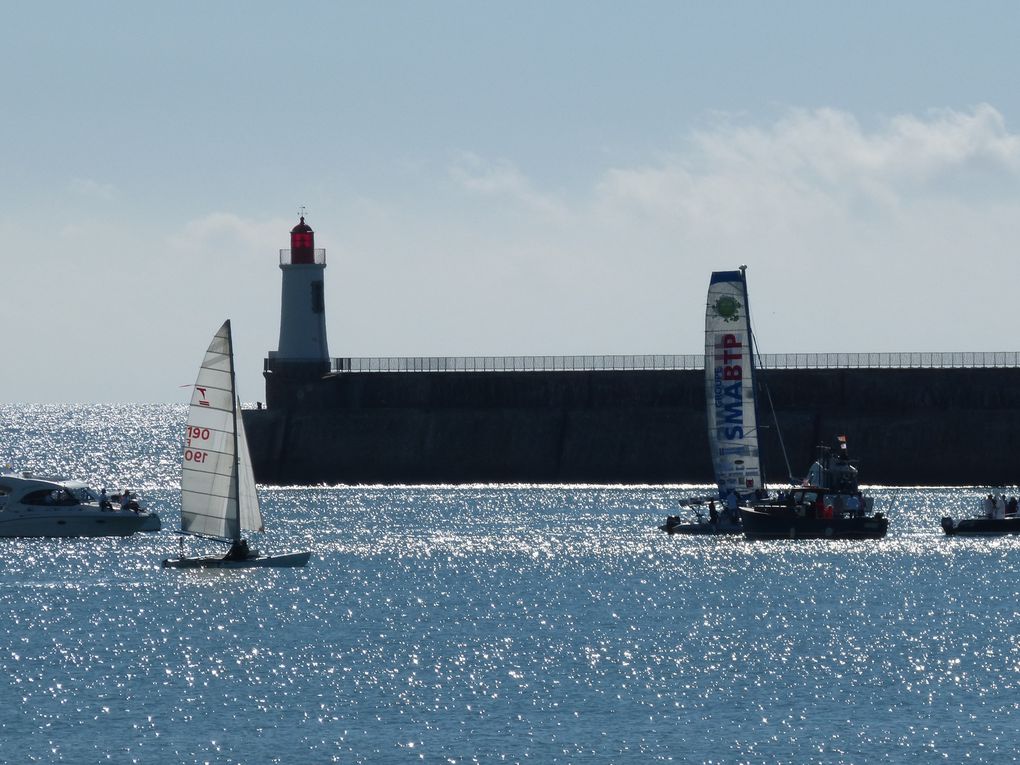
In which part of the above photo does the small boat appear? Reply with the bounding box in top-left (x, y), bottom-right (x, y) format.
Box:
top-left (942, 495), bottom-right (1020, 535)
top-left (0, 473), bottom-right (161, 537)
top-left (660, 499), bottom-right (742, 535)
top-left (739, 442), bottom-right (888, 540)
top-left (162, 321), bottom-right (311, 569)
top-left (162, 548), bottom-right (312, 569)
top-left (661, 268), bottom-right (770, 535)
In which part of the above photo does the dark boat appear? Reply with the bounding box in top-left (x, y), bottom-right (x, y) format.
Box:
top-left (660, 499), bottom-right (742, 535)
top-left (739, 443), bottom-right (888, 541)
top-left (740, 497), bottom-right (888, 540)
top-left (940, 492), bottom-right (1020, 536)
top-left (941, 510), bottom-right (1020, 536)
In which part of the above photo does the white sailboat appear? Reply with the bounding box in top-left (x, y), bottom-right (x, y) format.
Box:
top-left (162, 320), bottom-right (311, 569)
top-left (705, 267), bottom-right (766, 505)
top-left (660, 268), bottom-right (887, 539)
top-left (662, 267), bottom-right (767, 534)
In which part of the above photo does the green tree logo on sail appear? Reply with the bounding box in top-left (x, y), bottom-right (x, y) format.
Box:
top-left (713, 295), bottom-right (742, 323)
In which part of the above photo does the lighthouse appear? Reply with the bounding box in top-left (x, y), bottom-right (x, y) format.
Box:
top-left (273, 215), bottom-right (329, 365)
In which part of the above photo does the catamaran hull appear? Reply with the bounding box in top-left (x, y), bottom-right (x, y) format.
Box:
top-left (162, 551), bottom-right (312, 569)
top-left (740, 507), bottom-right (888, 540)
top-left (941, 517), bottom-right (1020, 536)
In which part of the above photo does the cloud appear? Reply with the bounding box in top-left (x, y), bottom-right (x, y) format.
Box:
top-left (594, 104), bottom-right (1020, 227)
top-left (429, 105), bottom-right (1020, 356)
top-left (449, 152), bottom-right (569, 219)
top-left (171, 212), bottom-right (287, 254)
top-left (68, 177), bottom-right (117, 201)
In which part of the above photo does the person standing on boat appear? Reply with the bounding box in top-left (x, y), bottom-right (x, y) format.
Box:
top-left (225, 539), bottom-right (250, 561)
top-left (98, 488), bottom-right (112, 510)
top-left (709, 501), bottom-right (719, 526)
top-left (984, 494), bottom-right (995, 518)
top-left (120, 490), bottom-right (140, 513)
top-left (993, 495), bottom-right (1006, 520)
top-left (845, 493), bottom-right (860, 518)
top-left (725, 490), bottom-right (739, 521)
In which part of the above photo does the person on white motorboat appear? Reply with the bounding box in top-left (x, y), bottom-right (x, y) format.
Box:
top-left (98, 487), bottom-right (112, 510)
top-left (119, 490), bottom-right (140, 513)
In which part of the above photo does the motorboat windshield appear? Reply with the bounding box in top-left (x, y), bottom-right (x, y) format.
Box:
top-left (66, 485), bottom-right (99, 503)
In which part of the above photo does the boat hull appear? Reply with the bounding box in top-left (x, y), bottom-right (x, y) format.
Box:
top-left (162, 551), bottom-right (312, 569)
top-left (660, 517), bottom-right (741, 535)
top-left (0, 509), bottom-right (159, 538)
top-left (740, 506), bottom-right (888, 540)
top-left (137, 513), bottom-right (162, 532)
top-left (941, 516), bottom-right (1020, 536)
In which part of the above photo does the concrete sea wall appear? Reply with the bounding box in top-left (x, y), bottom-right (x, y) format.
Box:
top-left (242, 367), bottom-right (1020, 486)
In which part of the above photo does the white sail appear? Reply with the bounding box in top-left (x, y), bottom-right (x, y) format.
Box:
top-left (705, 270), bottom-right (764, 499)
top-left (180, 321), bottom-right (260, 539)
top-left (235, 400), bottom-right (264, 533)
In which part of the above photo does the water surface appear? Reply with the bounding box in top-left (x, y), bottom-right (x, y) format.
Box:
top-left (0, 405), bottom-right (1017, 763)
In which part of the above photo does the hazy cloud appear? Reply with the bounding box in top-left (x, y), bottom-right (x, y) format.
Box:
top-left (594, 104), bottom-right (1020, 228)
top-left (450, 153), bottom-right (570, 219)
top-left (68, 177), bottom-right (117, 201)
top-left (171, 213), bottom-right (287, 254)
top-left (432, 106), bottom-right (1020, 359)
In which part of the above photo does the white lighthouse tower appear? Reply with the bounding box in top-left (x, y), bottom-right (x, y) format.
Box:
top-left (274, 215), bottom-right (329, 363)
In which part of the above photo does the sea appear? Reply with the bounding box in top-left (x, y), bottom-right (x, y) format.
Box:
top-left (1, 404), bottom-right (1019, 764)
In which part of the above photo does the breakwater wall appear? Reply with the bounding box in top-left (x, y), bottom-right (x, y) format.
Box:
top-left (242, 366), bottom-right (1020, 486)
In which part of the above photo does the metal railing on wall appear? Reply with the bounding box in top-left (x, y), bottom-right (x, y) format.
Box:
top-left (319, 351), bottom-right (1020, 374)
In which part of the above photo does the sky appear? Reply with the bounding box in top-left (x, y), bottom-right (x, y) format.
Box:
top-left (4, 1), bottom-right (1020, 402)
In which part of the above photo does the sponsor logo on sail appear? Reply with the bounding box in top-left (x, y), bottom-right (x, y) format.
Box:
top-left (714, 333), bottom-right (745, 442)
top-left (712, 295), bottom-right (742, 323)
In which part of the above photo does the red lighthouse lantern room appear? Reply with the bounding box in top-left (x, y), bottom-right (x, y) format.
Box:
top-left (290, 216), bottom-right (315, 264)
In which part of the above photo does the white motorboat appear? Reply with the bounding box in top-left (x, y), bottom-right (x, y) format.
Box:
top-left (0, 473), bottom-right (161, 537)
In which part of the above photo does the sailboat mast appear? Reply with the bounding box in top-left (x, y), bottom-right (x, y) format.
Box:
top-left (225, 319), bottom-right (242, 542)
top-left (738, 266), bottom-right (766, 490)
top-left (743, 268), bottom-right (793, 486)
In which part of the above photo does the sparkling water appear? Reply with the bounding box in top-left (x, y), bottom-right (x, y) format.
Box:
top-left (0, 405), bottom-right (1016, 763)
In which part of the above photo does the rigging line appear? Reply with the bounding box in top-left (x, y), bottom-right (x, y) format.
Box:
top-left (743, 273), bottom-right (794, 486)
